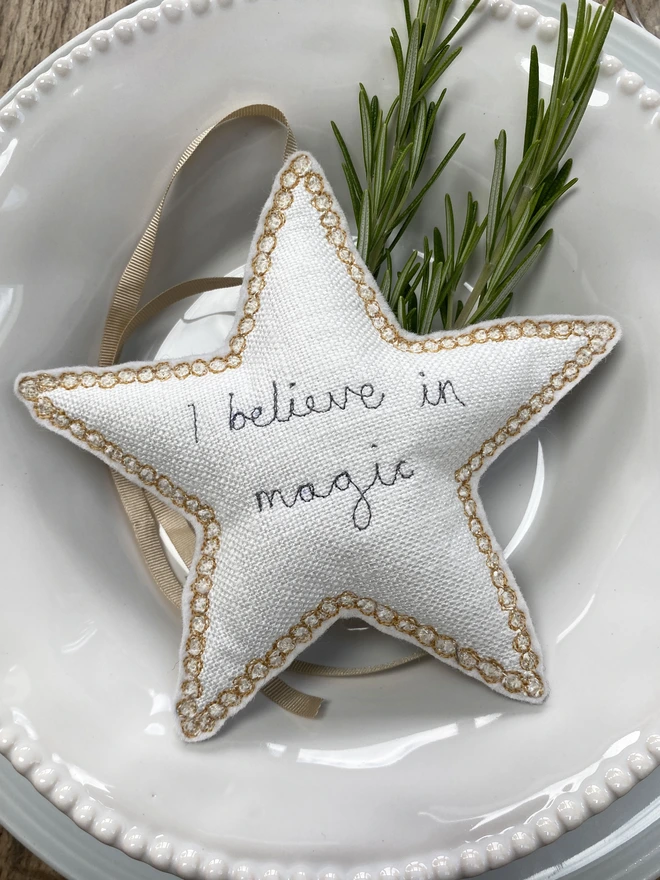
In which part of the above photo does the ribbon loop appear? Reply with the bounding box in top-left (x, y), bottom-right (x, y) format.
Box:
top-left (99, 104), bottom-right (295, 368)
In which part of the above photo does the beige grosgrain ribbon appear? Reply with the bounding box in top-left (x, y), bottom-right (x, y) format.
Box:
top-left (99, 105), bottom-right (425, 720)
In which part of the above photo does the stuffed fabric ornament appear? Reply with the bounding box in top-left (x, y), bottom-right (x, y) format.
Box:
top-left (16, 152), bottom-right (620, 742)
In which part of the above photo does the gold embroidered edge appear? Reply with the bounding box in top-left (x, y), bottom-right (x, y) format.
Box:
top-left (17, 152), bottom-right (620, 737)
top-left (178, 591), bottom-right (545, 739)
top-left (20, 398), bottom-right (220, 739)
top-left (451, 319), bottom-right (617, 684)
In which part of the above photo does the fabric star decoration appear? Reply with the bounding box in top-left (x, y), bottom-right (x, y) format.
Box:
top-left (16, 152), bottom-right (620, 742)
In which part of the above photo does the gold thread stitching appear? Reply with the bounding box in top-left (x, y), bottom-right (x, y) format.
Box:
top-left (25, 396), bottom-right (219, 733)
top-left (18, 152), bottom-right (619, 735)
top-left (451, 319), bottom-right (616, 688)
top-left (183, 591), bottom-right (542, 739)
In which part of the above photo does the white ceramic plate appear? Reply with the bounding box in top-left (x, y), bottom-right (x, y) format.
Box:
top-left (2, 1), bottom-right (660, 878)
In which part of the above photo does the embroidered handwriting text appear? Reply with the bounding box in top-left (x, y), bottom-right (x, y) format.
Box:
top-left (229, 381), bottom-right (385, 431)
top-left (187, 402), bottom-right (199, 443)
top-left (420, 372), bottom-right (466, 408)
top-left (255, 455), bottom-right (414, 530)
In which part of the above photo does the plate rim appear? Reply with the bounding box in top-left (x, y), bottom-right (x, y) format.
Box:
top-left (2, 1), bottom-right (660, 879)
top-left (0, 0), bottom-right (154, 108)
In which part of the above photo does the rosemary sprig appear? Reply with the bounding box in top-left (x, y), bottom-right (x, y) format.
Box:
top-left (454, 0), bottom-right (614, 327)
top-left (331, 0), bottom-right (481, 290)
top-left (334, 0), bottom-right (614, 333)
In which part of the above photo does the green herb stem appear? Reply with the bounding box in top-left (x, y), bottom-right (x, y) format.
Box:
top-left (333, 0), bottom-right (614, 333)
top-left (331, 0), bottom-right (481, 328)
top-left (454, 0), bottom-right (614, 327)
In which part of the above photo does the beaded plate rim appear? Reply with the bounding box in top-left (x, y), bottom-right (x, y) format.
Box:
top-left (1, 0), bottom-right (660, 137)
top-left (0, 0), bottom-right (653, 878)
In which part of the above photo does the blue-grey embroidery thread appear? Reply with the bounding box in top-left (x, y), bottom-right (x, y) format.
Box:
top-left (229, 380), bottom-right (385, 431)
top-left (255, 456), bottom-right (414, 530)
top-left (419, 372), bottom-right (466, 407)
top-left (188, 402), bottom-right (199, 442)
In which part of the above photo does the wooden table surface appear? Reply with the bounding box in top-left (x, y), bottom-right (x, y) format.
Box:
top-left (0, 0), bottom-right (642, 877)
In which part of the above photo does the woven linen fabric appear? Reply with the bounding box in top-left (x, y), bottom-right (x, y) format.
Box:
top-left (16, 152), bottom-right (621, 742)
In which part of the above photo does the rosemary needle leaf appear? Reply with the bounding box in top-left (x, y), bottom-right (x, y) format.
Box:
top-left (370, 94), bottom-right (380, 132)
top-left (486, 131), bottom-right (506, 261)
top-left (415, 46), bottom-right (461, 104)
top-left (403, 0), bottom-right (413, 35)
top-left (372, 119), bottom-right (387, 209)
top-left (398, 19), bottom-right (421, 141)
top-left (445, 194), bottom-right (455, 266)
top-left (331, 122), bottom-right (363, 194)
top-left (473, 229), bottom-right (552, 323)
top-left (411, 102), bottom-right (429, 179)
top-left (549, 5), bottom-right (569, 110)
top-left (433, 225), bottom-right (445, 265)
top-left (523, 46), bottom-right (540, 155)
top-left (393, 132), bottom-right (465, 231)
top-left (390, 249), bottom-right (421, 309)
top-left (458, 192), bottom-right (474, 258)
top-left (440, 0), bottom-right (482, 49)
top-left (390, 28), bottom-right (406, 85)
top-left (397, 295), bottom-right (407, 327)
top-left (343, 165), bottom-right (363, 225)
top-left (381, 251), bottom-right (394, 301)
top-left (359, 86), bottom-right (373, 178)
top-left (566, 0), bottom-right (586, 77)
top-left (357, 189), bottom-right (372, 262)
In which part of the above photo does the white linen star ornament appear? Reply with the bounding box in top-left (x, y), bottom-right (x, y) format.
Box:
top-left (16, 152), bottom-right (620, 742)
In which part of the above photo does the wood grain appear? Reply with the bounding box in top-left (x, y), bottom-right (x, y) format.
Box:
top-left (0, 0), bottom-right (129, 96)
top-left (0, 830), bottom-right (64, 880)
top-left (0, 0), bottom-right (636, 877)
